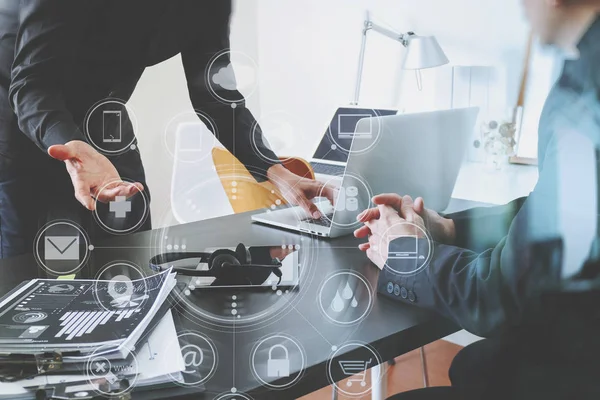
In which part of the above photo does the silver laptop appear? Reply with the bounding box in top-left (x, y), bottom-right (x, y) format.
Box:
top-left (310, 106), bottom-right (397, 180)
top-left (252, 107), bottom-right (480, 238)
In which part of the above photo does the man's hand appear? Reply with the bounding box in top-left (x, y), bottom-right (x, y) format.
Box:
top-left (48, 140), bottom-right (144, 211)
top-left (355, 193), bottom-right (456, 245)
top-left (267, 164), bottom-right (336, 218)
top-left (354, 202), bottom-right (425, 269)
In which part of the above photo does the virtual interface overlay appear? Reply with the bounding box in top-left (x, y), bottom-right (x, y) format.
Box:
top-left (0, 272), bottom-right (168, 348)
top-left (312, 108), bottom-right (397, 162)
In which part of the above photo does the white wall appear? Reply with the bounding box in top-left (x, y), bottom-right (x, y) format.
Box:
top-left (128, 0), bottom-right (261, 228)
top-left (128, 0), bottom-right (531, 228)
top-left (254, 0), bottom-right (530, 161)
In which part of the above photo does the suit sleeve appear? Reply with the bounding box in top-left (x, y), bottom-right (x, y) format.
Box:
top-left (180, 1), bottom-right (279, 182)
top-left (9, 0), bottom-right (93, 150)
top-left (444, 197), bottom-right (528, 252)
top-left (378, 134), bottom-right (570, 338)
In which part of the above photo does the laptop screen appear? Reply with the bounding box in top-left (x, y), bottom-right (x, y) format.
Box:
top-left (312, 107), bottom-right (397, 163)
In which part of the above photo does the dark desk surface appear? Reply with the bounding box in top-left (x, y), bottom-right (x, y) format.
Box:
top-left (0, 198), bottom-right (483, 399)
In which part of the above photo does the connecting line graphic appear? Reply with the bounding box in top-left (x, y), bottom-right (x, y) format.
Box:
top-left (232, 313), bottom-right (236, 387)
top-left (291, 305), bottom-right (334, 348)
top-left (232, 106), bottom-right (236, 177)
top-left (304, 246), bottom-right (364, 249)
top-left (92, 246), bottom-right (161, 249)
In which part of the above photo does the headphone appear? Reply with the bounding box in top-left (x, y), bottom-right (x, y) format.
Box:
top-left (149, 243), bottom-right (283, 284)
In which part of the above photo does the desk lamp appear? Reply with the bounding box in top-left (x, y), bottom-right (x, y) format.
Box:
top-left (352, 11), bottom-right (449, 104)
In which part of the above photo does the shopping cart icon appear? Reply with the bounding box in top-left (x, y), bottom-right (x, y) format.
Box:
top-left (338, 358), bottom-right (372, 387)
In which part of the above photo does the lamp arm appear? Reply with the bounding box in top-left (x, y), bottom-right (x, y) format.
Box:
top-left (370, 22), bottom-right (408, 45)
top-left (352, 13), bottom-right (409, 105)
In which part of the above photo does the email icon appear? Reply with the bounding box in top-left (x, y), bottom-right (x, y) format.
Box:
top-left (45, 236), bottom-right (80, 261)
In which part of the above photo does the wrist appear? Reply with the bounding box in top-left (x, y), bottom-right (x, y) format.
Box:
top-left (267, 164), bottom-right (291, 182)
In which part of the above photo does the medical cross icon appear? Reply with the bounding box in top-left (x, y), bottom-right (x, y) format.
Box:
top-left (109, 196), bottom-right (131, 218)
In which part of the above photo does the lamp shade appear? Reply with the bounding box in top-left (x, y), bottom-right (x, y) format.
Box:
top-left (402, 35), bottom-right (449, 70)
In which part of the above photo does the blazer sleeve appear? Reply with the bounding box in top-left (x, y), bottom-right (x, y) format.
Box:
top-left (180, 0), bottom-right (279, 182)
top-left (444, 197), bottom-right (528, 252)
top-left (377, 134), bottom-right (570, 338)
top-left (9, 0), bottom-right (93, 150)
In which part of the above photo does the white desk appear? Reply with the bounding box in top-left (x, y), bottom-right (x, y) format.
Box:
top-left (452, 161), bottom-right (539, 205)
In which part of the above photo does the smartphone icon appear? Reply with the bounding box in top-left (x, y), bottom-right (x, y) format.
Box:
top-left (102, 110), bottom-right (122, 143)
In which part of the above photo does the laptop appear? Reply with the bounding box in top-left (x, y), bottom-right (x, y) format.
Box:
top-left (310, 107), bottom-right (397, 180)
top-left (252, 107), bottom-right (480, 238)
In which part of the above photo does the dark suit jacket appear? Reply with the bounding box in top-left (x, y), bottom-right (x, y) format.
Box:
top-left (0, 0), bottom-right (277, 181)
top-left (378, 17), bottom-right (600, 337)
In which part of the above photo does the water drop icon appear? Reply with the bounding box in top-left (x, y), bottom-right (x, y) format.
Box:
top-left (330, 291), bottom-right (345, 313)
top-left (350, 297), bottom-right (358, 308)
top-left (341, 282), bottom-right (353, 300)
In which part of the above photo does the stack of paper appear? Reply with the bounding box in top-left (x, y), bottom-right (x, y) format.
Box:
top-left (0, 269), bottom-right (188, 399)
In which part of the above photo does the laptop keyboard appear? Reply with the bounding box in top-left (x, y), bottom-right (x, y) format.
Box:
top-left (302, 213), bottom-right (334, 227)
top-left (311, 162), bottom-right (346, 176)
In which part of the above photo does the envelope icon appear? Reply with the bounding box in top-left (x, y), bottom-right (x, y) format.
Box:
top-left (45, 236), bottom-right (79, 260)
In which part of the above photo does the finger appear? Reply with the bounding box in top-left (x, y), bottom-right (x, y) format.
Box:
top-left (48, 144), bottom-right (77, 162)
top-left (413, 197), bottom-right (425, 215)
top-left (353, 225), bottom-right (371, 238)
top-left (73, 181), bottom-right (95, 211)
top-left (401, 195), bottom-right (418, 222)
top-left (95, 183), bottom-right (131, 203)
top-left (356, 207), bottom-right (380, 222)
top-left (319, 183), bottom-right (337, 207)
top-left (372, 193), bottom-right (403, 212)
top-left (296, 196), bottom-right (321, 219)
top-left (358, 242), bottom-right (370, 251)
top-left (132, 182), bottom-right (145, 193)
top-left (125, 182), bottom-right (144, 197)
top-left (95, 182), bottom-right (144, 203)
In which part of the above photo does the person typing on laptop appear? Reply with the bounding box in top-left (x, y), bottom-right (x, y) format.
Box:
top-left (0, 0), bottom-right (335, 258)
top-left (356, 0), bottom-right (600, 398)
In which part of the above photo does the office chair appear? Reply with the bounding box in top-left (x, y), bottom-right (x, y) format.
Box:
top-left (171, 122), bottom-right (234, 224)
top-left (171, 121), bottom-right (315, 223)
top-left (211, 147), bottom-right (315, 214)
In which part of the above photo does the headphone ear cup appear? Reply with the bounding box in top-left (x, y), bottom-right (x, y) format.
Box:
top-left (209, 249), bottom-right (241, 270)
top-left (235, 243), bottom-right (251, 265)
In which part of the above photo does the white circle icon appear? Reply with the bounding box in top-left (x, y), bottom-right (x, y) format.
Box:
top-left (318, 271), bottom-right (373, 325)
top-left (377, 221), bottom-right (433, 276)
top-left (327, 342), bottom-right (383, 397)
top-left (214, 393), bottom-right (253, 400)
top-left (84, 99), bottom-right (138, 155)
top-left (85, 346), bottom-right (138, 397)
top-left (318, 173), bottom-right (373, 229)
top-left (250, 334), bottom-right (306, 389)
top-left (93, 179), bottom-right (149, 235)
top-left (93, 262), bottom-right (147, 312)
top-left (33, 220), bottom-right (90, 276)
top-left (168, 332), bottom-right (218, 387)
top-left (206, 50), bottom-right (258, 104)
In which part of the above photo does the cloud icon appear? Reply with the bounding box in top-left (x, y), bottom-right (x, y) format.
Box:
top-left (212, 64), bottom-right (237, 91)
top-left (211, 63), bottom-right (256, 92)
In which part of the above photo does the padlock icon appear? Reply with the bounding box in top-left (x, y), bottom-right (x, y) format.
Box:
top-left (267, 344), bottom-right (290, 377)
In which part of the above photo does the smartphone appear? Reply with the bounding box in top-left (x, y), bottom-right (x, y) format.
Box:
top-left (102, 110), bottom-right (122, 143)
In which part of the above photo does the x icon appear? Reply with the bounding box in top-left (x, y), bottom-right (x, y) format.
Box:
top-left (95, 362), bottom-right (107, 373)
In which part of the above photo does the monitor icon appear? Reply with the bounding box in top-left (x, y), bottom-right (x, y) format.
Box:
top-left (388, 235), bottom-right (423, 260)
top-left (103, 110), bottom-right (122, 143)
top-left (338, 114), bottom-right (372, 140)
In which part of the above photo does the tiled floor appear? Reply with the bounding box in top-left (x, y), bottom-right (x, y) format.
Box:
top-left (298, 340), bottom-right (463, 400)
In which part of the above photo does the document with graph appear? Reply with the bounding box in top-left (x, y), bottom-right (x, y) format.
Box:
top-left (0, 269), bottom-right (176, 356)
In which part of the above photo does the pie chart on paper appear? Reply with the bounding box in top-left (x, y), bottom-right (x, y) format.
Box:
top-left (110, 294), bottom-right (150, 309)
